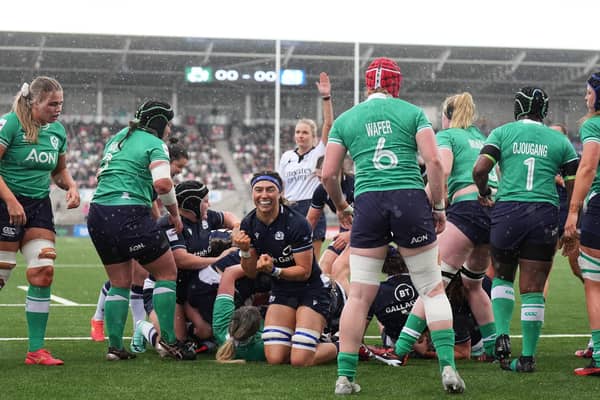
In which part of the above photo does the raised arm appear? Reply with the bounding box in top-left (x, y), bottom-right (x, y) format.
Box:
top-left (317, 72), bottom-right (333, 145)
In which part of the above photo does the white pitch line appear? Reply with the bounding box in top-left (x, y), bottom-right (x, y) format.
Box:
top-left (17, 285), bottom-right (80, 305)
top-left (363, 334), bottom-right (591, 339)
top-left (0, 336), bottom-right (132, 341)
top-left (0, 334), bottom-right (590, 342)
top-left (0, 304), bottom-right (96, 307)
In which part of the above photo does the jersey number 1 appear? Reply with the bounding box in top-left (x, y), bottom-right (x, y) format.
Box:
top-left (523, 157), bottom-right (535, 191)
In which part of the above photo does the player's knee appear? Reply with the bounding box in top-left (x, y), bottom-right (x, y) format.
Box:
top-left (404, 246), bottom-right (442, 296)
top-left (441, 261), bottom-right (458, 285)
top-left (290, 328), bottom-right (321, 367)
top-left (579, 250), bottom-right (600, 282)
top-left (26, 266), bottom-right (54, 287)
top-left (422, 292), bottom-right (453, 323)
top-left (491, 247), bottom-right (518, 282)
top-left (0, 251), bottom-right (17, 289)
top-left (460, 265), bottom-right (486, 290)
top-left (23, 239), bottom-right (56, 287)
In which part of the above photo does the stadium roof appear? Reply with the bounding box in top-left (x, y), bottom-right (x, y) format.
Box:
top-left (1, 30), bottom-right (598, 100)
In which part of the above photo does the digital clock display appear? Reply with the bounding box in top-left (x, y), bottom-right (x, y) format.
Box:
top-left (185, 67), bottom-right (305, 86)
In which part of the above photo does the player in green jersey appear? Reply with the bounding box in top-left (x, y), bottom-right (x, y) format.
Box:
top-left (87, 100), bottom-right (190, 361)
top-left (564, 72), bottom-right (600, 376)
top-left (214, 265), bottom-right (266, 363)
top-left (323, 57), bottom-right (464, 394)
top-left (90, 137), bottom-right (190, 342)
top-left (394, 92), bottom-right (498, 362)
top-left (473, 87), bottom-right (579, 373)
top-left (0, 76), bottom-right (80, 366)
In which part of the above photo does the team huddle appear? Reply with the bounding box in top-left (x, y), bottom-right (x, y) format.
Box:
top-left (0, 58), bottom-right (599, 396)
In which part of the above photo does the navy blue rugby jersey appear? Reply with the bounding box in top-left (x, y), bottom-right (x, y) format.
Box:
top-left (240, 204), bottom-right (322, 291)
top-left (311, 174), bottom-right (355, 213)
top-left (158, 209), bottom-right (225, 256)
top-left (367, 274), bottom-right (418, 342)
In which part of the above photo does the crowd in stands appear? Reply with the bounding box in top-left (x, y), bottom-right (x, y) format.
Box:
top-left (229, 123), bottom-right (296, 182)
top-left (64, 121), bottom-right (233, 190)
top-left (64, 119), bottom-right (584, 192)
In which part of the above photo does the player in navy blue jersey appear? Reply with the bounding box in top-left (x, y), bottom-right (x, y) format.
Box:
top-left (233, 171), bottom-right (337, 366)
top-left (367, 248), bottom-right (419, 349)
top-left (364, 247), bottom-right (491, 362)
top-left (307, 156), bottom-right (355, 282)
top-left (132, 180), bottom-right (239, 357)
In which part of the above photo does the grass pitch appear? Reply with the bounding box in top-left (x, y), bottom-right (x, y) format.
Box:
top-left (0, 237), bottom-right (598, 399)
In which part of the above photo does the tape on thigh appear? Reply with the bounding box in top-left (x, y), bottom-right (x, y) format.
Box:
top-left (291, 328), bottom-right (320, 352)
top-left (460, 265), bottom-right (486, 281)
top-left (349, 254), bottom-right (384, 285)
top-left (441, 261), bottom-right (458, 284)
top-left (579, 250), bottom-right (600, 282)
top-left (262, 325), bottom-right (293, 347)
top-left (0, 251), bottom-right (16, 288)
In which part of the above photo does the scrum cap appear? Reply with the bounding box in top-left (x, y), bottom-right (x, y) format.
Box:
top-left (135, 100), bottom-right (174, 138)
top-left (365, 57), bottom-right (403, 98)
top-left (175, 180), bottom-right (209, 219)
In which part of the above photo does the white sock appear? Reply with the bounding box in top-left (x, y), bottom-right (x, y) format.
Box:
top-left (92, 281), bottom-right (110, 321)
top-left (129, 285), bottom-right (146, 328)
top-left (139, 320), bottom-right (158, 347)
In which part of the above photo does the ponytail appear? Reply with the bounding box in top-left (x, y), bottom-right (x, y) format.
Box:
top-left (215, 338), bottom-right (245, 364)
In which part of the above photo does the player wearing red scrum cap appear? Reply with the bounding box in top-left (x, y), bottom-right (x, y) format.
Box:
top-left (322, 57), bottom-right (464, 394)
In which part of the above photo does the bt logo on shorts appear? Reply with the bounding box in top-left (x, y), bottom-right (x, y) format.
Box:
top-left (2, 226), bottom-right (17, 237)
top-left (410, 234), bottom-right (428, 245)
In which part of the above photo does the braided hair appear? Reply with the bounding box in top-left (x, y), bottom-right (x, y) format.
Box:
top-left (514, 87), bottom-right (549, 121)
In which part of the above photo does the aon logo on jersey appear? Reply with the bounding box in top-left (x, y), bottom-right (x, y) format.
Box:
top-left (25, 148), bottom-right (57, 166)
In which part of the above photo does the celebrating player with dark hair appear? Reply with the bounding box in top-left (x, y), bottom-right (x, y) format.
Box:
top-left (232, 170), bottom-right (337, 366)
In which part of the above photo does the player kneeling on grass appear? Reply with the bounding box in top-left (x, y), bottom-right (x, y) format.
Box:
top-left (233, 172), bottom-right (338, 366)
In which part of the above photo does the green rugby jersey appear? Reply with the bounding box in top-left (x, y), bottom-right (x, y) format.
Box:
top-left (436, 126), bottom-right (498, 203)
top-left (579, 115), bottom-right (600, 199)
top-left (328, 94), bottom-right (431, 197)
top-left (484, 120), bottom-right (578, 206)
top-left (212, 295), bottom-right (265, 361)
top-left (0, 112), bottom-right (67, 199)
top-left (92, 128), bottom-right (170, 207)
